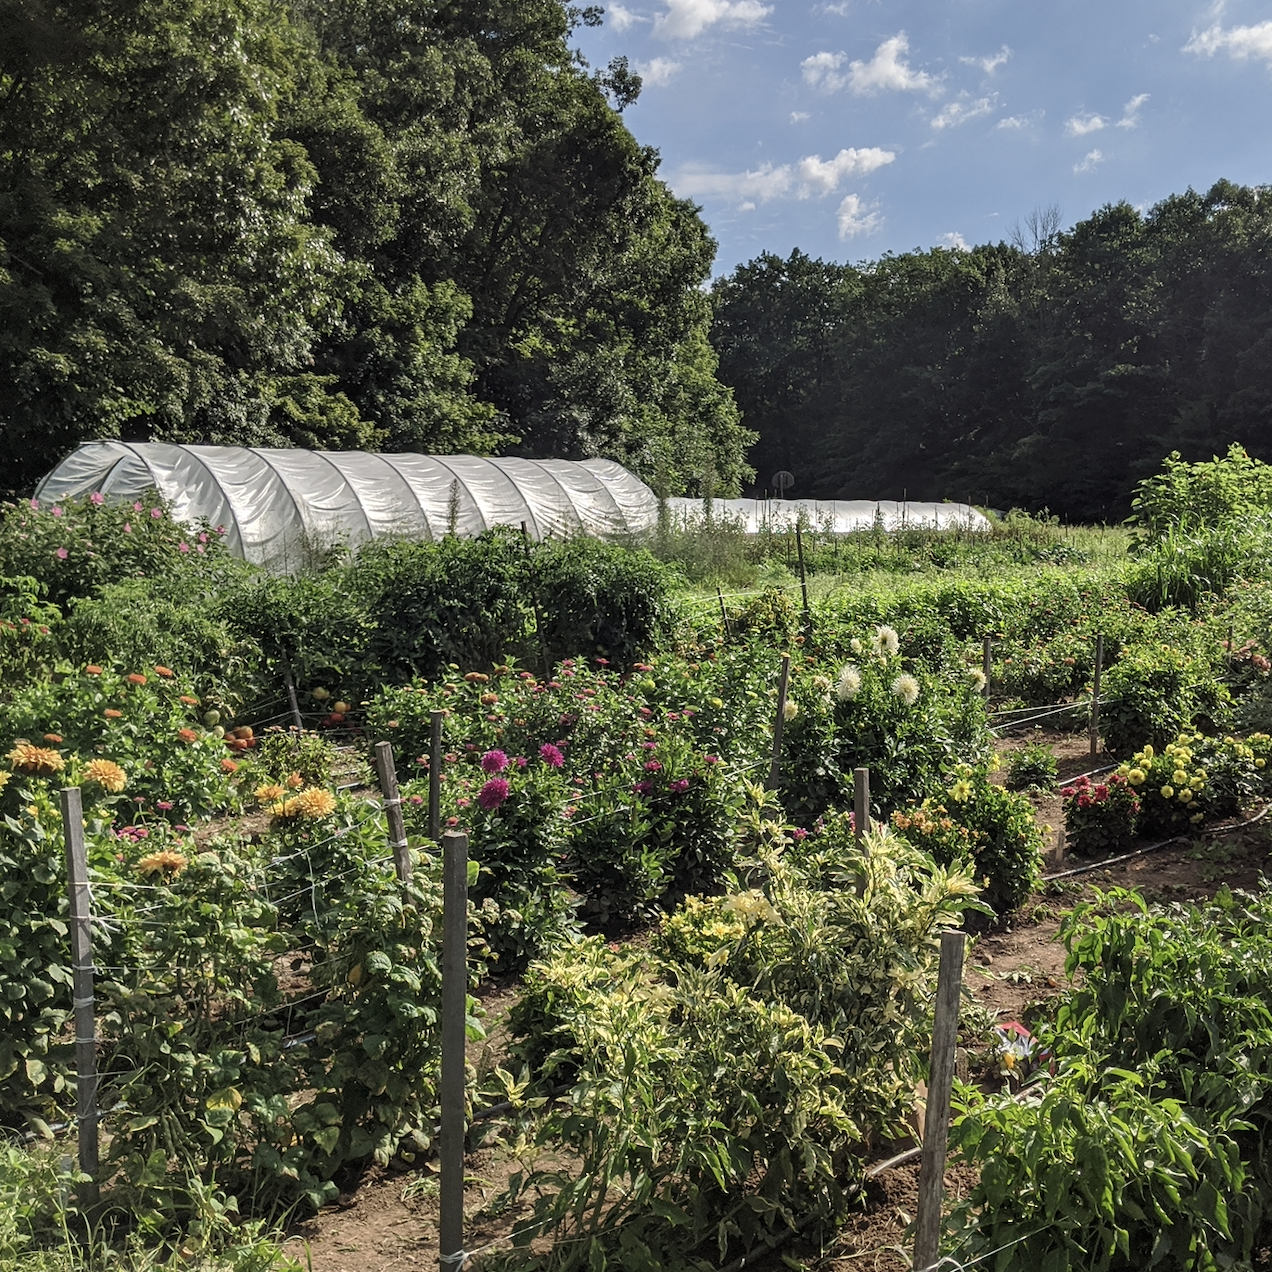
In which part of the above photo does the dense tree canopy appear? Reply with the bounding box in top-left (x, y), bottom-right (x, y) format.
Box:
top-left (712, 181), bottom-right (1272, 521)
top-left (0, 0), bottom-right (752, 496)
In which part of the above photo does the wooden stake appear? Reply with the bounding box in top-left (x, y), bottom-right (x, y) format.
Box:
top-left (429, 710), bottom-right (444, 846)
top-left (913, 930), bottom-right (966, 1272)
top-left (374, 741), bottom-right (412, 883)
top-left (795, 523), bottom-right (811, 627)
top-left (768, 653), bottom-right (791, 790)
top-left (981, 636), bottom-right (992, 701)
top-left (717, 587), bottom-right (732, 639)
top-left (1090, 634), bottom-right (1104, 758)
top-left (854, 767), bottom-right (871, 851)
top-left (284, 670), bottom-right (304, 732)
top-left (439, 830), bottom-right (470, 1272)
top-left (61, 786), bottom-right (100, 1206)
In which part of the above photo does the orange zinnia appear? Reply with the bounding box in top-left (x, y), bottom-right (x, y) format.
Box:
top-left (179, 695), bottom-right (199, 706)
top-left (137, 850), bottom-right (188, 877)
top-left (154, 665), bottom-right (174, 677)
top-left (221, 759), bottom-right (239, 774)
top-left (104, 709), bottom-right (123, 719)
top-left (127, 673), bottom-right (147, 685)
top-left (43, 734), bottom-right (63, 744)
top-left (85, 665), bottom-right (104, 675)
top-left (177, 728), bottom-right (199, 743)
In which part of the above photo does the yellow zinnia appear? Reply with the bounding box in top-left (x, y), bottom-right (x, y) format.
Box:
top-left (1160, 785), bottom-right (1174, 799)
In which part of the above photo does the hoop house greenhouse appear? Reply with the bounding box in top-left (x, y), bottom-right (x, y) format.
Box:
top-left (35, 442), bottom-right (660, 572)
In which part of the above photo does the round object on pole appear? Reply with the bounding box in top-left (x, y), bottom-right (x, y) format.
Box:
top-left (772, 470), bottom-right (795, 497)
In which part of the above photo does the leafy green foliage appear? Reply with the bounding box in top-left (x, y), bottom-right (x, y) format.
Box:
top-left (951, 886), bottom-right (1272, 1270)
top-left (503, 827), bottom-right (979, 1269)
top-left (1006, 742), bottom-right (1058, 792)
top-left (1101, 642), bottom-right (1231, 757)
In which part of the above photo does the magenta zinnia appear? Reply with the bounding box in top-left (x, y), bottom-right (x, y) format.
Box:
top-left (538, 743), bottom-right (564, 768)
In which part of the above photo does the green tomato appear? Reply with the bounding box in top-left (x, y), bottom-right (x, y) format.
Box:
top-left (203, 710), bottom-right (221, 727)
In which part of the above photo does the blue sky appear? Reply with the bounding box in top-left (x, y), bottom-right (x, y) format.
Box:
top-left (573, 0), bottom-right (1272, 274)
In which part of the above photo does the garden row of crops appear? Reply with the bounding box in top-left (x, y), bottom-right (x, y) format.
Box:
top-left (7, 449), bottom-right (1272, 1270)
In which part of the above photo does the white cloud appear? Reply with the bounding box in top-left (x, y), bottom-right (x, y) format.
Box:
top-left (1117, 93), bottom-right (1149, 128)
top-left (653, 0), bottom-right (771, 40)
top-left (1074, 149), bottom-right (1104, 174)
top-left (996, 111), bottom-right (1043, 130)
top-left (791, 111), bottom-right (810, 122)
top-left (1065, 112), bottom-right (1107, 136)
top-left (960, 45), bottom-right (1011, 74)
top-left (931, 93), bottom-right (997, 130)
top-left (822, 2), bottom-right (850, 13)
top-left (673, 146), bottom-right (894, 204)
top-left (796, 147), bottom-right (896, 193)
top-left (635, 57), bottom-right (681, 85)
top-left (608, 3), bottom-right (640, 31)
top-left (837, 193), bottom-right (882, 239)
top-left (1184, 21), bottom-right (1272, 65)
top-left (939, 231), bottom-right (971, 250)
top-left (804, 33), bottom-right (939, 96)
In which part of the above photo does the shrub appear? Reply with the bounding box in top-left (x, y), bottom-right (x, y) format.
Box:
top-left (895, 767), bottom-right (1042, 913)
top-left (1061, 773), bottom-right (1139, 856)
top-left (1119, 731), bottom-right (1272, 837)
top-left (1005, 742), bottom-right (1058, 792)
top-left (505, 827), bottom-right (979, 1268)
top-left (528, 536), bottom-right (676, 669)
top-left (0, 493), bottom-right (234, 608)
top-left (951, 885), bottom-right (1272, 1270)
top-left (0, 576), bottom-right (59, 692)
top-left (1100, 641), bottom-right (1230, 757)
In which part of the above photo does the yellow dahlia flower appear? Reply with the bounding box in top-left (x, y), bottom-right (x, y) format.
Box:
top-left (7, 742), bottom-right (65, 776)
top-left (82, 759), bottom-right (127, 793)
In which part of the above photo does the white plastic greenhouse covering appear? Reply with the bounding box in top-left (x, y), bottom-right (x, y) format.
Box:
top-left (35, 441), bottom-right (661, 571)
top-left (662, 497), bottom-right (990, 533)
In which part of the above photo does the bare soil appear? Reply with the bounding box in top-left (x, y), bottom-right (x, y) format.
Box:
top-left (290, 727), bottom-right (1272, 1272)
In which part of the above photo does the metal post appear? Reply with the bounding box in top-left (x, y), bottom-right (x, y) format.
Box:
top-left (61, 786), bottom-right (100, 1206)
top-left (767, 653), bottom-right (791, 790)
top-left (981, 636), bottom-right (992, 701)
top-left (913, 930), bottom-right (966, 1272)
top-left (429, 710), bottom-right (444, 846)
top-left (439, 830), bottom-right (470, 1272)
top-left (795, 523), bottom-right (811, 627)
top-left (854, 767), bottom-right (871, 850)
top-left (374, 741), bottom-right (411, 882)
top-left (1089, 634), bottom-right (1104, 757)
top-left (717, 587), bottom-right (732, 640)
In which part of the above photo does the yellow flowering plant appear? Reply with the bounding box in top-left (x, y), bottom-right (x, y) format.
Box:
top-left (1120, 730), bottom-right (1272, 835)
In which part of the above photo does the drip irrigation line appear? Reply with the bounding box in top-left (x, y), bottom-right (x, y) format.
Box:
top-left (1056, 763), bottom-right (1118, 788)
top-left (1042, 801), bottom-right (1272, 882)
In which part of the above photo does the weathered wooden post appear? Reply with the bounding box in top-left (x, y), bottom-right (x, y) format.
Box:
top-left (854, 766), bottom-right (871, 851)
top-left (795, 523), bottom-right (811, 628)
top-left (61, 786), bottom-right (100, 1206)
top-left (439, 829), bottom-right (470, 1272)
top-left (768, 653), bottom-right (792, 790)
top-left (374, 741), bottom-right (412, 882)
top-left (1089, 634), bottom-right (1105, 757)
top-left (912, 930), bottom-right (966, 1272)
top-left (981, 636), bottom-right (992, 701)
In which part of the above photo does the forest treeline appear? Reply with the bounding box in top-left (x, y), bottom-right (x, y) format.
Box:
top-left (712, 182), bottom-right (1272, 522)
top-left (0, 0), bottom-right (752, 496)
